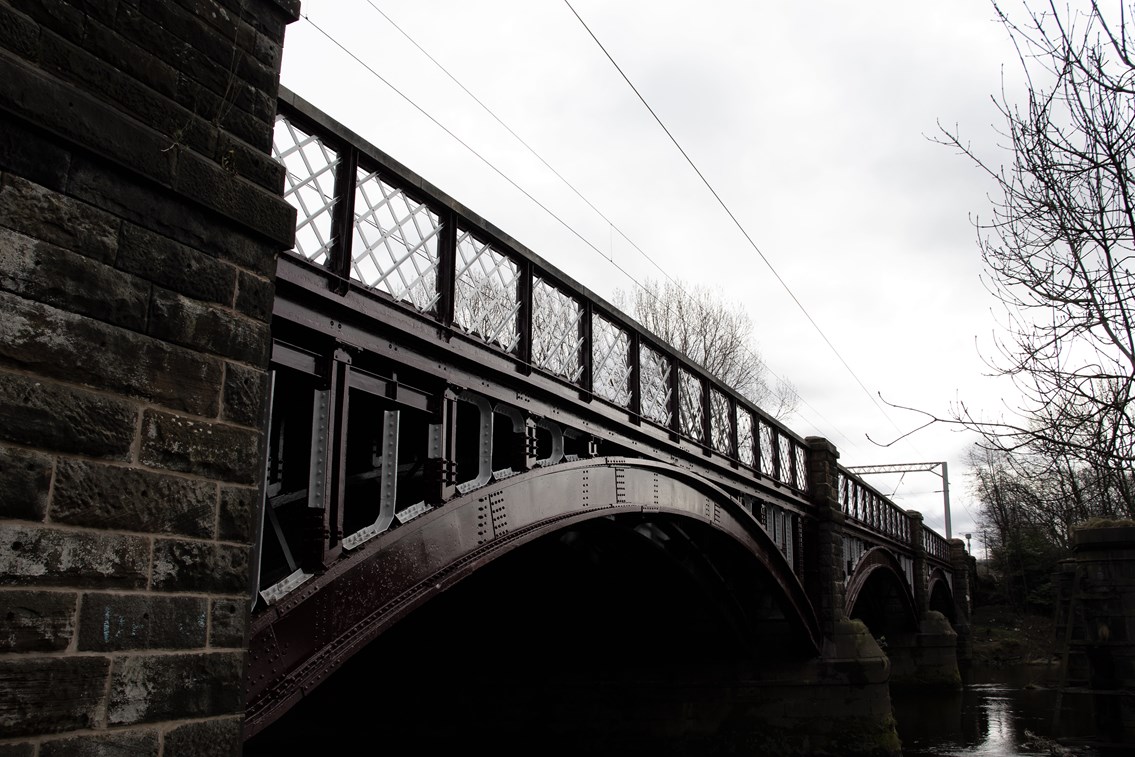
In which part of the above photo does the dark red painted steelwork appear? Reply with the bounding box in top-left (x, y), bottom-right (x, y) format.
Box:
top-left (245, 457), bottom-right (819, 738)
top-left (251, 89), bottom-right (961, 738)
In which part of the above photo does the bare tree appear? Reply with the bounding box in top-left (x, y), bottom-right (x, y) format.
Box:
top-left (937, 1), bottom-right (1135, 509)
top-left (615, 278), bottom-right (797, 419)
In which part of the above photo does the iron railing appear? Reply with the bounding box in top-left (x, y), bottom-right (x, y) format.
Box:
top-left (924, 526), bottom-right (951, 561)
top-left (836, 467), bottom-right (912, 545)
top-left (272, 92), bottom-right (812, 495)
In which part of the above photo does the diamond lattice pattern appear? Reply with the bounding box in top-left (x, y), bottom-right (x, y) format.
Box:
top-left (455, 229), bottom-right (520, 352)
top-left (795, 445), bottom-right (808, 491)
top-left (640, 345), bottom-right (671, 424)
top-left (737, 410), bottom-right (755, 467)
top-left (273, 115), bottom-right (338, 265)
top-left (593, 314), bottom-right (631, 407)
top-left (759, 421), bottom-right (776, 478)
top-left (532, 277), bottom-right (583, 381)
top-left (352, 169), bottom-right (442, 311)
top-left (778, 432), bottom-right (793, 485)
top-left (679, 369), bottom-right (704, 442)
top-left (710, 389), bottom-right (732, 455)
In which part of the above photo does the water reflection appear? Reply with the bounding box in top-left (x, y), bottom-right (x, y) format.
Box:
top-left (895, 667), bottom-right (1104, 757)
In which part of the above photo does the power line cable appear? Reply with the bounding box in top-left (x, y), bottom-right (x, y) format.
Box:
top-left (296, 10), bottom-right (862, 452)
top-left (299, 15), bottom-right (645, 292)
top-left (359, 0), bottom-right (679, 291)
top-left (350, 3), bottom-right (861, 450)
top-left (563, 1), bottom-right (911, 442)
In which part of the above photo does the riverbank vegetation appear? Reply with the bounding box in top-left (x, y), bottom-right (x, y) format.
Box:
top-left (969, 603), bottom-right (1057, 667)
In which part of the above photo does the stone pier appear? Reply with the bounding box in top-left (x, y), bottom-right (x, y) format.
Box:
top-left (1058, 524), bottom-right (1135, 745)
top-left (0, 0), bottom-right (297, 752)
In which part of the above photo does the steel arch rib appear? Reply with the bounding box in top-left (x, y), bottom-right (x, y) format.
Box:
top-left (245, 457), bottom-right (820, 738)
top-left (843, 546), bottom-right (919, 627)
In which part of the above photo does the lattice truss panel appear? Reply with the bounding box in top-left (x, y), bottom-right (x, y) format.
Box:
top-left (794, 444), bottom-right (809, 491)
top-left (352, 168), bottom-right (442, 311)
top-left (737, 409), bottom-right (755, 467)
top-left (592, 313), bottom-right (631, 407)
top-left (640, 344), bottom-right (671, 424)
top-left (759, 420), bottom-right (776, 478)
top-left (532, 277), bottom-right (583, 381)
top-left (678, 368), bottom-right (704, 441)
top-left (838, 473), bottom-right (858, 518)
top-left (274, 115), bottom-right (338, 265)
top-left (777, 432), bottom-right (793, 486)
top-left (710, 389), bottom-right (732, 455)
top-left (454, 229), bottom-right (520, 352)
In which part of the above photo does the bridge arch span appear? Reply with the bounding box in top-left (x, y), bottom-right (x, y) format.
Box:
top-left (845, 546), bottom-right (919, 639)
top-left (928, 567), bottom-right (957, 623)
top-left (246, 457), bottom-right (821, 737)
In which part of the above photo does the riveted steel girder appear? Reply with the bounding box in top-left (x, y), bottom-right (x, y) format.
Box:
top-left (244, 457), bottom-right (819, 738)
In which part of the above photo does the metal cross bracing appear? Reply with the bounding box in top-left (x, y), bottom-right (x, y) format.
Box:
top-left (259, 89), bottom-right (958, 599)
top-left (268, 92), bottom-right (813, 505)
top-left (246, 90), bottom-right (960, 737)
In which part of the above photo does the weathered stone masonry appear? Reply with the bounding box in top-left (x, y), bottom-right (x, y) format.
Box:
top-left (0, 0), bottom-right (297, 753)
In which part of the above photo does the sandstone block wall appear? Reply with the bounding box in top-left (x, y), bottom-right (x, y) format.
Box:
top-left (0, 0), bottom-right (297, 752)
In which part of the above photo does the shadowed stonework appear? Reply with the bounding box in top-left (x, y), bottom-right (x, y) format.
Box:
top-left (0, 0), bottom-right (298, 753)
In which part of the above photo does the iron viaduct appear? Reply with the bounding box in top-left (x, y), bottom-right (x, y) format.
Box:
top-left (0, 1), bottom-right (971, 754)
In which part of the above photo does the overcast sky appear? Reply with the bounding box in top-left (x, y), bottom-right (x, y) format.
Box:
top-left (279, 0), bottom-right (1035, 552)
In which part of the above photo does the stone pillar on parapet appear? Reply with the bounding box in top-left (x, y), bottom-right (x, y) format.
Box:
top-left (949, 537), bottom-right (974, 667)
top-left (803, 436), bottom-right (848, 639)
top-left (908, 510), bottom-right (930, 616)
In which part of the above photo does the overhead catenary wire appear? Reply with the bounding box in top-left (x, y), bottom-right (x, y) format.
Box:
top-left (295, 9), bottom-right (863, 453)
top-left (358, 0), bottom-right (681, 291)
top-left (348, 2), bottom-right (859, 448)
top-left (563, 0), bottom-right (912, 443)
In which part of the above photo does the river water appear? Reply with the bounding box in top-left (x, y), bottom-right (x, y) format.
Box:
top-left (894, 665), bottom-right (1114, 756)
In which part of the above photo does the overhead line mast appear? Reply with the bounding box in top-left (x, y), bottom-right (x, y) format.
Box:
top-left (845, 462), bottom-right (952, 539)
